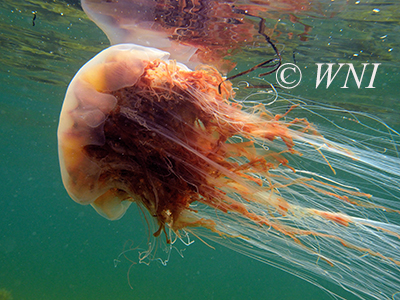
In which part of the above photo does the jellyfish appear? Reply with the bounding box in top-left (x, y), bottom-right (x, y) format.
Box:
top-left (58, 43), bottom-right (400, 300)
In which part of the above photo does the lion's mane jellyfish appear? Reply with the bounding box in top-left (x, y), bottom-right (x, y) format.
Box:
top-left (58, 43), bottom-right (400, 299)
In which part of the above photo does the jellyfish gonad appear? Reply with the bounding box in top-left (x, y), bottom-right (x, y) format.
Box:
top-left (58, 43), bottom-right (400, 300)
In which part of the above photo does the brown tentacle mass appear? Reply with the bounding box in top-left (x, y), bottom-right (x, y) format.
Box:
top-left (83, 61), bottom-right (235, 236)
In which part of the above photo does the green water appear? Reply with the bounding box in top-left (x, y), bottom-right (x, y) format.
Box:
top-left (1, 0), bottom-right (400, 299)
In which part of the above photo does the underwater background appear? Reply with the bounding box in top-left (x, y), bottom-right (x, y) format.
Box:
top-left (1, 0), bottom-right (399, 299)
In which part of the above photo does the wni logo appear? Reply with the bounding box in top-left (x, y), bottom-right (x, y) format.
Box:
top-left (315, 63), bottom-right (381, 89)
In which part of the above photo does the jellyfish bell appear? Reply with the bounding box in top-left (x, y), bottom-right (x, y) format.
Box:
top-left (59, 42), bottom-right (400, 299)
